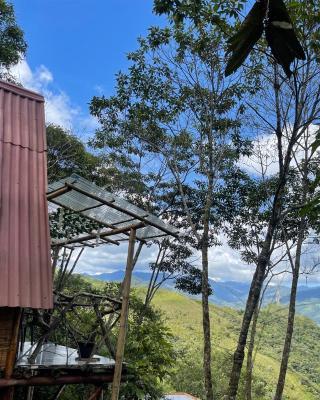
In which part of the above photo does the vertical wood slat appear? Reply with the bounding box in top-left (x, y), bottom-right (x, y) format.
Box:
top-left (0, 309), bottom-right (14, 369)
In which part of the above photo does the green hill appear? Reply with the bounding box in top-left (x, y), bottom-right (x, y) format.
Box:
top-left (82, 275), bottom-right (320, 399)
top-left (149, 289), bottom-right (320, 400)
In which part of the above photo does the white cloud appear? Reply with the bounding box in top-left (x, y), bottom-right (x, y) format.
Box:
top-left (73, 233), bottom-right (255, 283)
top-left (240, 125), bottom-right (320, 177)
top-left (73, 241), bottom-right (159, 275)
top-left (64, 231), bottom-right (320, 284)
top-left (10, 59), bottom-right (96, 136)
top-left (10, 62), bottom-right (320, 284)
top-left (240, 134), bottom-right (279, 176)
top-left (208, 242), bottom-right (255, 282)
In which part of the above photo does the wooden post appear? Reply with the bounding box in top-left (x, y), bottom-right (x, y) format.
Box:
top-left (87, 387), bottom-right (103, 400)
top-left (111, 228), bottom-right (136, 400)
top-left (0, 308), bottom-right (22, 400)
top-left (4, 308), bottom-right (21, 379)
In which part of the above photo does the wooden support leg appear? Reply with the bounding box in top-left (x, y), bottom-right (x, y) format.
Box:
top-left (88, 386), bottom-right (103, 400)
top-left (111, 228), bottom-right (136, 400)
top-left (0, 308), bottom-right (22, 400)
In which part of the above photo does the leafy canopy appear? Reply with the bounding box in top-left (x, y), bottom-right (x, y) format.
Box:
top-left (0, 0), bottom-right (26, 75)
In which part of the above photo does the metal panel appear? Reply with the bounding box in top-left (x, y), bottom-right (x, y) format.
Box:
top-left (0, 80), bottom-right (52, 309)
top-left (48, 174), bottom-right (179, 241)
top-left (16, 342), bottom-right (115, 369)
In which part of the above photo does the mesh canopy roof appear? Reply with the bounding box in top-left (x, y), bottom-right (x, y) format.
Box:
top-left (47, 174), bottom-right (178, 243)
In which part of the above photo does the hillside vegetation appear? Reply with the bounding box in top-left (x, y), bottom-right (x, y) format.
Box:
top-left (86, 272), bottom-right (320, 324)
top-left (148, 289), bottom-right (320, 400)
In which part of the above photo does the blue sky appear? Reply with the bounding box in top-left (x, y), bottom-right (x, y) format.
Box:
top-left (13, 0), bottom-right (163, 114)
top-left (10, 1), bottom-right (320, 284)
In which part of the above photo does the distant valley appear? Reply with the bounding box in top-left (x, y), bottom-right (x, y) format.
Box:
top-left (83, 270), bottom-right (320, 324)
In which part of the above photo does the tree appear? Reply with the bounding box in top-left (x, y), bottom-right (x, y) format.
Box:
top-left (273, 127), bottom-right (320, 400)
top-left (224, 166), bottom-right (291, 400)
top-left (119, 294), bottom-right (175, 399)
top-left (0, 0), bottom-right (26, 78)
top-left (46, 124), bottom-right (103, 184)
top-left (22, 276), bottom-right (174, 400)
top-left (90, 8), bottom-right (253, 399)
top-left (227, 1), bottom-right (320, 397)
top-left (144, 236), bottom-right (212, 308)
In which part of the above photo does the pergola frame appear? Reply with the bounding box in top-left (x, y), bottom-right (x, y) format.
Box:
top-left (45, 176), bottom-right (178, 400)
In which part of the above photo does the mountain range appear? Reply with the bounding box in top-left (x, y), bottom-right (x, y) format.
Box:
top-left (83, 270), bottom-right (320, 323)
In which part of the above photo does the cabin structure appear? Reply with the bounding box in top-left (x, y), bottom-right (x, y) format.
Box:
top-left (0, 80), bottom-right (178, 400)
top-left (0, 80), bottom-right (52, 400)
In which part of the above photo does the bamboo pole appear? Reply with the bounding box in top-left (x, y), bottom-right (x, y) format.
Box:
top-left (111, 228), bottom-right (136, 400)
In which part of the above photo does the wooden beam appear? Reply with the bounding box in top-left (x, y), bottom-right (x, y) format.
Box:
top-left (4, 308), bottom-right (22, 379)
top-left (52, 223), bottom-right (144, 247)
top-left (47, 185), bottom-right (72, 201)
top-left (112, 214), bottom-right (149, 226)
top-left (87, 386), bottom-right (103, 400)
top-left (77, 204), bottom-right (103, 212)
top-left (0, 374), bottom-right (117, 387)
top-left (0, 309), bottom-right (22, 400)
top-left (111, 228), bottom-right (136, 400)
top-left (48, 199), bottom-right (147, 244)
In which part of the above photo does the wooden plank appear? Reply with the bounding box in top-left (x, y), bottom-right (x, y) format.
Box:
top-left (52, 223), bottom-right (144, 247)
top-left (0, 374), bottom-right (116, 387)
top-left (4, 308), bottom-right (21, 379)
top-left (47, 185), bottom-right (72, 201)
top-left (0, 308), bottom-right (22, 400)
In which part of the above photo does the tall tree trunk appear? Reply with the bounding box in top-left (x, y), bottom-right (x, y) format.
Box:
top-left (245, 303), bottom-right (259, 400)
top-left (273, 267), bottom-right (299, 400)
top-left (170, 158), bottom-right (214, 400)
top-left (227, 64), bottom-right (304, 399)
top-left (274, 222), bottom-right (306, 398)
top-left (202, 243), bottom-right (214, 400)
top-left (227, 219), bottom-right (275, 399)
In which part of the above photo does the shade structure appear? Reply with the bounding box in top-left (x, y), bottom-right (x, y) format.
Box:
top-left (47, 174), bottom-right (179, 244)
top-left (0, 80), bottom-right (52, 309)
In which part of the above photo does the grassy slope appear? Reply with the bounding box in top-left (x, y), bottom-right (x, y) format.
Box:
top-left (150, 289), bottom-right (320, 400)
top-left (84, 276), bottom-right (320, 399)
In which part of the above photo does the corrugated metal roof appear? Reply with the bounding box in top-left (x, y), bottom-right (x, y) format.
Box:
top-left (0, 80), bottom-right (52, 309)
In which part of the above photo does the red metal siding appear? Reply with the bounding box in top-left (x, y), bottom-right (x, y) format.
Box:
top-left (0, 80), bottom-right (52, 308)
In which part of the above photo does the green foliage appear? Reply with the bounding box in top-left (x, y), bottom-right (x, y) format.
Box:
top-left (147, 288), bottom-right (320, 400)
top-left (50, 208), bottom-right (102, 240)
top-left (47, 124), bottom-right (103, 184)
top-left (35, 275), bottom-right (175, 400)
top-left (175, 265), bottom-right (212, 295)
top-left (121, 295), bottom-right (175, 399)
top-left (0, 0), bottom-right (26, 76)
top-left (153, 0), bottom-right (247, 26)
top-left (89, 9), bottom-right (254, 251)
